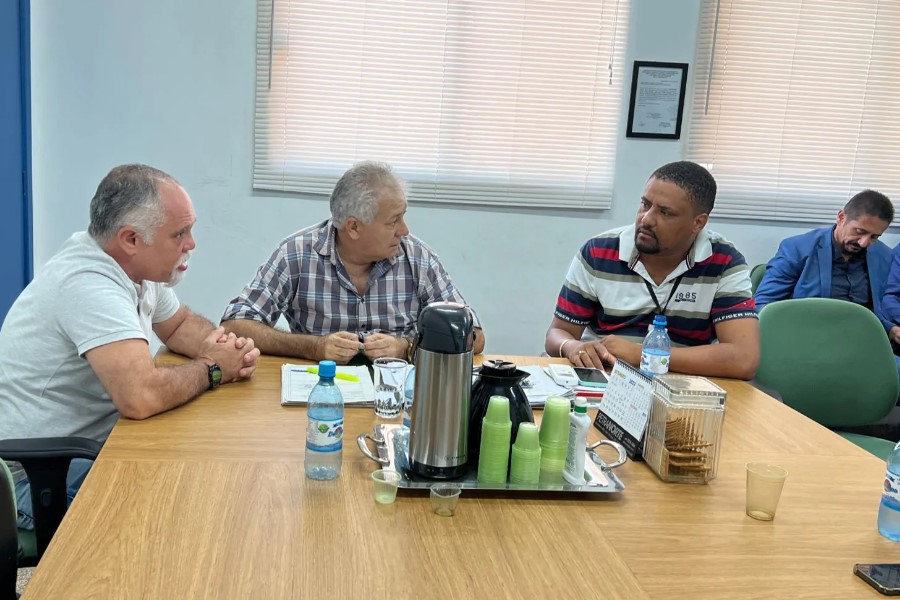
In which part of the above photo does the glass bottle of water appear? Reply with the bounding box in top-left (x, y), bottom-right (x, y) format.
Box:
top-left (877, 440), bottom-right (900, 541)
top-left (640, 314), bottom-right (671, 377)
top-left (305, 360), bottom-right (344, 480)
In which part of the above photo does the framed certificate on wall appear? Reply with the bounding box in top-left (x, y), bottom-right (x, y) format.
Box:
top-left (626, 61), bottom-right (689, 140)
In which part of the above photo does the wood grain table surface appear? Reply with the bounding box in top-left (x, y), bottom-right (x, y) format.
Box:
top-left (21, 354), bottom-right (896, 599)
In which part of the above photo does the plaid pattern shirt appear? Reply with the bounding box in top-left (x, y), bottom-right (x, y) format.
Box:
top-left (221, 220), bottom-right (479, 337)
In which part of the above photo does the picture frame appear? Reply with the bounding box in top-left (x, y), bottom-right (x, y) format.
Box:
top-left (626, 61), bottom-right (689, 140)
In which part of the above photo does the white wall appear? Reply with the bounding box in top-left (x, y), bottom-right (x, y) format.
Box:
top-left (29, 0), bottom-right (900, 355)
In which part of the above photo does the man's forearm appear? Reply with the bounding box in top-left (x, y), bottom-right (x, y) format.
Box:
top-left (222, 319), bottom-right (321, 359)
top-left (473, 328), bottom-right (486, 354)
top-left (165, 311), bottom-right (217, 357)
top-left (669, 344), bottom-right (758, 380)
top-left (545, 328), bottom-right (576, 358)
top-left (122, 360), bottom-right (211, 420)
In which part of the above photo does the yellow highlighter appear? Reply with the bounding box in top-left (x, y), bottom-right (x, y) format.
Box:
top-left (306, 367), bottom-right (360, 382)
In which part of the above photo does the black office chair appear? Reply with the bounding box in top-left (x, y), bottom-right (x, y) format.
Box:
top-left (1, 456), bottom-right (18, 600)
top-left (0, 437), bottom-right (102, 571)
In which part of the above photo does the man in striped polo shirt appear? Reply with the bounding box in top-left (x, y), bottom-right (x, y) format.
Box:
top-left (545, 161), bottom-right (759, 380)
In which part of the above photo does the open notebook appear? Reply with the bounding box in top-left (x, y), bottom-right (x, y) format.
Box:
top-left (280, 364), bottom-right (376, 406)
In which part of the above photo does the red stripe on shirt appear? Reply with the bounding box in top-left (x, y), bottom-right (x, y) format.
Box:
top-left (699, 252), bottom-right (734, 266)
top-left (597, 320), bottom-right (642, 332)
top-left (589, 247), bottom-right (619, 261)
top-left (557, 296), bottom-right (594, 317)
top-left (710, 298), bottom-right (756, 313)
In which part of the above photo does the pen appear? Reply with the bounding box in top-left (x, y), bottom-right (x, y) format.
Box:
top-left (304, 367), bottom-right (360, 382)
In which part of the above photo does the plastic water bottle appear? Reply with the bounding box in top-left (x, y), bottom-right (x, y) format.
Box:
top-left (877, 440), bottom-right (900, 541)
top-left (640, 314), bottom-right (671, 377)
top-left (305, 360), bottom-right (344, 480)
top-left (402, 366), bottom-right (415, 428)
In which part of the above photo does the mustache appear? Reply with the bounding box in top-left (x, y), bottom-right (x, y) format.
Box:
top-left (637, 227), bottom-right (657, 240)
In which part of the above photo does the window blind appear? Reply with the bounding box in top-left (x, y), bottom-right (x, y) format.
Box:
top-left (687, 0), bottom-right (900, 222)
top-left (254, 0), bottom-right (630, 210)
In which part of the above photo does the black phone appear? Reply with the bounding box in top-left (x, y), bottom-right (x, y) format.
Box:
top-left (855, 563), bottom-right (900, 595)
top-left (572, 367), bottom-right (609, 388)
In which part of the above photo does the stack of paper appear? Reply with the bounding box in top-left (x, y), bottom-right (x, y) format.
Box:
top-left (518, 365), bottom-right (606, 409)
top-left (280, 364), bottom-right (375, 406)
top-left (519, 365), bottom-right (574, 407)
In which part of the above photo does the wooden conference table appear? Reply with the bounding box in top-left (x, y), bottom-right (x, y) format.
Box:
top-left (21, 354), bottom-right (898, 599)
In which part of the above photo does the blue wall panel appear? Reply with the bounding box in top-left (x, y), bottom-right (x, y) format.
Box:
top-left (0, 0), bottom-right (31, 323)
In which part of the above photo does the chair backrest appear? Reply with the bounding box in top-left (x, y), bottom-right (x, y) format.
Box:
top-left (750, 263), bottom-right (766, 295)
top-left (0, 461), bottom-right (17, 600)
top-left (757, 298), bottom-right (899, 427)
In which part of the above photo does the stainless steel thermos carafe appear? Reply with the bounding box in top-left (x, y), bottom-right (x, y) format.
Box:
top-left (408, 302), bottom-right (475, 479)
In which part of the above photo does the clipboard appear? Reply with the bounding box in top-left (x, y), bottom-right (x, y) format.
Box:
top-left (592, 361), bottom-right (653, 460)
top-left (280, 364), bottom-right (375, 406)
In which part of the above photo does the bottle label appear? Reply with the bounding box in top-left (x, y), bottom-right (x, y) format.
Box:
top-left (306, 417), bottom-right (343, 452)
top-left (565, 422), bottom-right (580, 474)
top-left (640, 350), bottom-right (669, 375)
top-left (883, 470), bottom-right (900, 511)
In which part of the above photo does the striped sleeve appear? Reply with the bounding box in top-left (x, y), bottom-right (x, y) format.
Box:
top-left (708, 242), bottom-right (758, 324)
top-left (554, 241), bottom-right (602, 326)
top-left (220, 243), bottom-right (295, 326)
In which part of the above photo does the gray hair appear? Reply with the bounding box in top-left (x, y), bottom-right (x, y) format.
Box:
top-left (330, 161), bottom-right (406, 229)
top-left (88, 164), bottom-right (179, 245)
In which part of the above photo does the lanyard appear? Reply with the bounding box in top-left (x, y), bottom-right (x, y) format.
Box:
top-left (643, 275), bottom-right (684, 316)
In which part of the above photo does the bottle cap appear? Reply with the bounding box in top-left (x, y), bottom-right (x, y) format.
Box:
top-left (573, 397), bottom-right (587, 414)
top-left (653, 314), bottom-right (667, 327)
top-left (318, 360), bottom-right (337, 378)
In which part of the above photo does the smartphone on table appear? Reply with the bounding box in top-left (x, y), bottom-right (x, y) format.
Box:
top-left (855, 563), bottom-right (900, 595)
top-left (573, 367), bottom-right (609, 388)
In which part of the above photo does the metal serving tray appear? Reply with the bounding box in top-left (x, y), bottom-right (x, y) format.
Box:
top-left (357, 424), bottom-right (626, 494)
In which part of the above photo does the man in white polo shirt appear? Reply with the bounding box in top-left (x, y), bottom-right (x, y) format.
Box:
top-left (0, 164), bottom-right (261, 531)
top-left (544, 161), bottom-right (759, 380)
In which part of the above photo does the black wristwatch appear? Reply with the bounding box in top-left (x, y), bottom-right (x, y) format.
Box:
top-left (207, 363), bottom-right (222, 390)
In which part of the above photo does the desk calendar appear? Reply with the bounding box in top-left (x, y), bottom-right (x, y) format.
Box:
top-left (592, 360), bottom-right (653, 459)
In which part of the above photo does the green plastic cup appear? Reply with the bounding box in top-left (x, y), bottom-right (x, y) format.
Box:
top-left (539, 396), bottom-right (571, 447)
top-left (513, 423), bottom-right (540, 451)
top-left (478, 414), bottom-right (511, 484)
top-left (510, 445), bottom-right (542, 485)
top-left (485, 395), bottom-right (511, 424)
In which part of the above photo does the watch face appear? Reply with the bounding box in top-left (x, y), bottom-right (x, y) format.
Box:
top-left (209, 364), bottom-right (223, 388)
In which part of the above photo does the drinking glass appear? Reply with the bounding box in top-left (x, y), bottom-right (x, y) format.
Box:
top-left (745, 462), bottom-right (788, 521)
top-left (373, 358), bottom-right (409, 418)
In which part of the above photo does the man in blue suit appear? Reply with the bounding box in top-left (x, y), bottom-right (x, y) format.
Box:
top-left (756, 190), bottom-right (897, 342)
top-left (881, 247), bottom-right (900, 347)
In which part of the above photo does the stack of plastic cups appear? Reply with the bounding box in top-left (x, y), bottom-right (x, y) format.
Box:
top-left (509, 422), bottom-right (542, 485)
top-left (477, 395), bottom-right (512, 484)
top-left (539, 396), bottom-right (571, 484)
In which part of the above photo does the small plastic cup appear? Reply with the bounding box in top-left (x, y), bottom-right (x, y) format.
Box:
top-left (540, 396), bottom-right (571, 446)
top-left (514, 423), bottom-right (540, 451)
top-left (430, 483), bottom-right (462, 516)
top-left (484, 395), bottom-right (511, 424)
top-left (371, 470), bottom-right (402, 504)
top-left (745, 463), bottom-right (788, 521)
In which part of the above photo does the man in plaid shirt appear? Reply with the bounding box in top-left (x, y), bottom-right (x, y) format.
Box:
top-left (221, 161), bottom-right (485, 363)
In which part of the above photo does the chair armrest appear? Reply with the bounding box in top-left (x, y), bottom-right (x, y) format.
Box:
top-left (0, 437), bottom-right (101, 461)
top-left (0, 437), bottom-right (102, 561)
